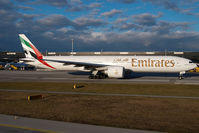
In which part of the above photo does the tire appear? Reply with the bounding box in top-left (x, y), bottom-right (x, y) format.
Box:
top-left (89, 75), bottom-right (94, 79)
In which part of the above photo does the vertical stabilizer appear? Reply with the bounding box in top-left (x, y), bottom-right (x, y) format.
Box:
top-left (19, 34), bottom-right (43, 59)
top-left (19, 34), bottom-right (55, 69)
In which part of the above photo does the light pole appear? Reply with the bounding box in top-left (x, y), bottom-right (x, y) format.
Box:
top-left (72, 39), bottom-right (74, 56)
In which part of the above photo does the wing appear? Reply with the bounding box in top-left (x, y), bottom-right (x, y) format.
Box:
top-left (43, 59), bottom-right (108, 70)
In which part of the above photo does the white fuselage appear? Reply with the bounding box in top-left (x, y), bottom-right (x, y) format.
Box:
top-left (26, 56), bottom-right (197, 73)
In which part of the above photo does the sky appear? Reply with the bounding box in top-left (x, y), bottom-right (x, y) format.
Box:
top-left (1, 0), bottom-right (199, 52)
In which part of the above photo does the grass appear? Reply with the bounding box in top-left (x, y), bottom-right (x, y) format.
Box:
top-left (0, 82), bottom-right (199, 133)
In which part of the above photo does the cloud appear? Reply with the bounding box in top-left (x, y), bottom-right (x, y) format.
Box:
top-left (114, 18), bottom-right (128, 24)
top-left (133, 13), bottom-right (162, 26)
top-left (23, 14), bottom-right (40, 18)
top-left (142, 0), bottom-right (180, 12)
top-left (57, 27), bottom-right (69, 33)
top-left (79, 31), bottom-right (155, 47)
top-left (108, 0), bottom-right (198, 16)
top-left (1, 0), bottom-right (199, 52)
top-left (119, 23), bottom-right (141, 31)
top-left (42, 31), bottom-right (54, 38)
top-left (88, 2), bottom-right (101, 8)
top-left (74, 17), bottom-right (107, 29)
top-left (0, 0), bottom-right (14, 9)
top-left (73, 30), bottom-right (199, 51)
top-left (151, 21), bottom-right (191, 34)
top-left (101, 9), bottom-right (122, 17)
top-left (66, 0), bottom-right (101, 12)
top-left (0, 0), bottom-right (21, 28)
top-left (15, 0), bottom-right (28, 2)
top-left (112, 13), bottom-right (163, 31)
top-left (66, 0), bottom-right (85, 12)
top-left (141, 0), bottom-right (198, 16)
top-left (37, 14), bottom-right (74, 29)
top-left (112, 12), bottom-right (192, 36)
top-left (108, 0), bottom-right (136, 4)
top-left (16, 14), bottom-right (43, 33)
top-left (32, 0), bottom-right (68, 7)
top-left (0, 0), bottom-right (23, 51)
top-left (17, 6), bottom-right (34, 11)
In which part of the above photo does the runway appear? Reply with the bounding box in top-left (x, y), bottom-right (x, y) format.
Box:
top-left (0, 70), bottom-right (199, 85)
top-left (0, 114), bottom-right (161, 133)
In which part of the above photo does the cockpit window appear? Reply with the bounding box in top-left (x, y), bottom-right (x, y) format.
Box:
top-left (189, 61), bottom-right (193, 63)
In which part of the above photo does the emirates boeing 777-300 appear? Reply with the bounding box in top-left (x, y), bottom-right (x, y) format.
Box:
top-left (19, 34), bottom-right (197, 79)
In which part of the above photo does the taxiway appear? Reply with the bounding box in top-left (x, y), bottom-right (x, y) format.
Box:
top-left (0, 70), bottom-right (199, 85)
top-left (0, 114), bottom-right (161, 133)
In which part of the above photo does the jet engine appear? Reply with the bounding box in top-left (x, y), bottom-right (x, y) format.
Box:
top-left (105, 66), bottom-right (125, 78)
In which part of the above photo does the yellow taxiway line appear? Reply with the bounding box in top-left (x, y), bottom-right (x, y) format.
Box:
top-left (0, 123), bottom-right (62, 133)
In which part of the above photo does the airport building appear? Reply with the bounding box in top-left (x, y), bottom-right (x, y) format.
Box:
top-left (1, 51), bottom-right (199, 62)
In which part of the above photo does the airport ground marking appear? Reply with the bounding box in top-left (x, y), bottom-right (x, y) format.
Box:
top-left (0, 123), bottom-right (62, 133)
top-left (0, 89), bottom-right (199, 100)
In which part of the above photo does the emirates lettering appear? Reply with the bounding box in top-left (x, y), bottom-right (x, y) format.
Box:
top-left (132, 58), bottom-right (175, 67)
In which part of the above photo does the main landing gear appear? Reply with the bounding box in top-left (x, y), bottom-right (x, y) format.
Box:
top-left (179, 71), bottom-right (185, 80)
top-left (89, 74), bottom-right (108, 79)
top-left (89, 71), bottom-right (108, 79)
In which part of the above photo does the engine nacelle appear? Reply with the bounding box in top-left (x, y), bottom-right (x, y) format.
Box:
top-left (105, 66), bottom-right (125, 78)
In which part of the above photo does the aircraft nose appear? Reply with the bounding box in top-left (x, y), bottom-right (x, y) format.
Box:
top-left (190, 63), bottom-right (197, 70)
top-left (194, 63), bottom-right (198, 69)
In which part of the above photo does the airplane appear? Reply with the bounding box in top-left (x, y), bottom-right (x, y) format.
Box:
top-left (19, 34), bottom-right (197, 79)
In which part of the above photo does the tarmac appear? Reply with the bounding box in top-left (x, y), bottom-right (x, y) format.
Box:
top-left (0, 70), bottom-right (198, 133)
top-left (0, 70), bottom-right (199, 85)
top-left (0, 114), bottom-right (162, 133)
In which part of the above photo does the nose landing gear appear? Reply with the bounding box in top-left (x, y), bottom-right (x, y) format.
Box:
top-left (179, 71), bottom-right (185, 80)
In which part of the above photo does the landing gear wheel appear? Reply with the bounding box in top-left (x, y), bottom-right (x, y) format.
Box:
top-left (88, 74), bottom-right (108, 79)
top-left (89, 75), bottom-right (94, 79)
top-left (178, 76), bottom-right (183, 80)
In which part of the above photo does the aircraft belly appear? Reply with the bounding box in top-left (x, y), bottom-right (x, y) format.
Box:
top-left (131, 67), bottom-right (179, 73)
